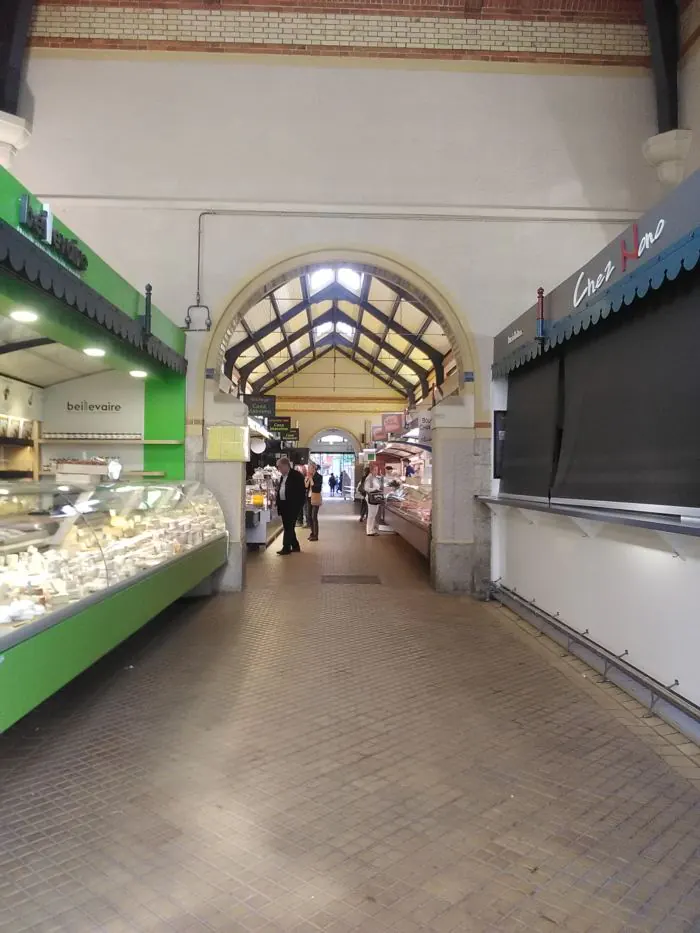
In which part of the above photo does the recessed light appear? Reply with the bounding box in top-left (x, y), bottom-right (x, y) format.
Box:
top-left (129, 370), bottom-right (148, 379)
top-left (83, 347), bottom-right (106, 358)
top-left (10, 310), bottom-right (38, 324)
top-left (57, 485), bottom-right (70, 492)
top-left (0, 488), bottom-right (9, 496)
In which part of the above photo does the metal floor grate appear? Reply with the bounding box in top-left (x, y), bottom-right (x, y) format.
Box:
top-left (321, 575), bottom-right (382, 584)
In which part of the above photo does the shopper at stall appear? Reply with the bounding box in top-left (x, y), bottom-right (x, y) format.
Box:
top-left (276, 457), bottom-right (305, 555)
top-left (328, 473), bottom-right (338, 496)
top-left (364, 464), bottom-right (383, 536)
top-left (308, 462), bottom-right (323, 542)
top-left (357, 466), bottom-right (370, 523)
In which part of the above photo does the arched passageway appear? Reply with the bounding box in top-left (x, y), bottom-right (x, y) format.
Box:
top-left (188, 250), bottom-right (489, 594)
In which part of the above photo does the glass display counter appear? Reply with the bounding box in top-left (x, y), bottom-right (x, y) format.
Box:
top-left (385, 482), bottom-right (432, 557)
top-left (246, 469), bottom-right (282, 549)
top-left (0, 480), bottom-right (229, 731)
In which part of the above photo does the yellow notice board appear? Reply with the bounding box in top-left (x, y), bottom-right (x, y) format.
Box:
top-left (205, 425), bottom-right (250, 462)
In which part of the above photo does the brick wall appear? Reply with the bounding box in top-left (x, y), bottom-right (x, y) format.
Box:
top-left (682, 0), bottom-right (700, 58)
top-left (31, 1), bottom-right (650, 64)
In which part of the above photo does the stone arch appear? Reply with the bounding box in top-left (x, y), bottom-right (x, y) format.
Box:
top-left (192, 247), bottom-right (480, 421)
top-left (307, 427), bottom-right (361, 453)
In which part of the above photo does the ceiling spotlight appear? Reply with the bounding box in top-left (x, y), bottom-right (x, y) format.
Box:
top-left (129, 370), bottom-right (148, 378)
top-left (83, 347), bottom-right (106, 358)
top-left (10, 309), bottom-right (39, 324)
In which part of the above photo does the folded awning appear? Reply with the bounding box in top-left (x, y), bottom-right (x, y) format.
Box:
top-left (492, 226), bottom-right (700, 379)
top-left (0, 219), bottom-right (187, 375)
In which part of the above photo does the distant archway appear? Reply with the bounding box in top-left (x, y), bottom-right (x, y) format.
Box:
top-left (307, 427), bottom-right (360, 454)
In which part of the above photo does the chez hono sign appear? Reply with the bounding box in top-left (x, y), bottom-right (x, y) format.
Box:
top-left (572, 218), bottom-right (666, 310)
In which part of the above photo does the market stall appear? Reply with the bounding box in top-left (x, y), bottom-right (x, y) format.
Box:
top-left (381, 442), bottom-right (432, 558)
top-left (246, 465), bottom-right (282, 548)
top-left (0, 168), bottom-right (229, 730)
top-left (486, 168), bottom-right (700, 725)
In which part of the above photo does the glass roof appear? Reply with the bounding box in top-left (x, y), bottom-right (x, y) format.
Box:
top-left (224, 267), bottom-right (451, 404)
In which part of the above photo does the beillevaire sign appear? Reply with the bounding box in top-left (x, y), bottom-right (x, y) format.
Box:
top-left (493, 169), bottom-right (700, 366)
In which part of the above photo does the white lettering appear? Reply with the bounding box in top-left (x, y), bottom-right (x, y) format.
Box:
top-left (638, 218), bottom-right (665, 257)
top-left (507, 328), bottom-right (524, 345)
top-left (573, 260), bottom-right (615, 310)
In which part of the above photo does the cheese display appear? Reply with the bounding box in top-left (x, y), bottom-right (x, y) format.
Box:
top-left (0, 481), bottom-right (227, 636)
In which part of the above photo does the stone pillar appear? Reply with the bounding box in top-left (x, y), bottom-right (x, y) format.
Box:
top-left (184, 330), bottom-right (246, 592)
top-left (430, 394), bottom-right (490, 596)
top-left (201, 387), bottom-right (246, 592)
top-left (0, 110), bottom-right (30, 168)
top-left (643, 129), bottom-right (693, 187)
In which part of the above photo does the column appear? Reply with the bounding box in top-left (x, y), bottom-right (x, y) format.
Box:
top-left (643, 129), bottom-right (693, 187)
top-left (430, 395), bottom-right (490, 596)
top-left (0, 110), bottom-right (30, 169)
top-left (184, 331), bottom-right (246, 592)
top-left (201, 386), bottom-right (247, 592)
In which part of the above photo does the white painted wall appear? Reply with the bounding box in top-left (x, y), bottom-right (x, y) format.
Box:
top-left (494, 510), bottom-right (700, 708)
top-left (681, 46), bottom-right (700, 177)
top-left (14, 53), bottom-right (661, 412)
top-left (42, 371), bottom-right (145, 472)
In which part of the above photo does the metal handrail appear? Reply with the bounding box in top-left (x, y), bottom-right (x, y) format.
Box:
top-left (491, 583), bottom-right (700, 725)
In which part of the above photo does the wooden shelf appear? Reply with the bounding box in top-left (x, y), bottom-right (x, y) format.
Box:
top-left (38, 438), bottom-right (182, 446)
top-left (0, 438), bottom-right (34, 448)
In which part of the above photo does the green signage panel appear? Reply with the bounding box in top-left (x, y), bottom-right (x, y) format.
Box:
top-left (268, 416), bottom-right (291, 434)
top-left (244, 395), bottom-right (276, 418)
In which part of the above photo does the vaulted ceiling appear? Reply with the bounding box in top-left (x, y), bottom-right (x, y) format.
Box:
top-left (224, 268), bottom-right (454, 405)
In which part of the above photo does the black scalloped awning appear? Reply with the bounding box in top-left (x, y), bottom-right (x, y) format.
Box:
top-left (492, 228), bottom-right (700, 379)
top-left (0, 219), bottom-right (186, 376)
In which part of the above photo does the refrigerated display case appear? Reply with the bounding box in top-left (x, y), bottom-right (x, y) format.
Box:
top-left (246, 468), bottom-right (282, 548)
top-left (0, 480), bottom-right (228, 731)
top-left (384, 481), bottom-right (432, 558)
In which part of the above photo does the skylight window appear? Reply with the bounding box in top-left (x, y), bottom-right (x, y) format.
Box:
top-left (314, 322), bottom-right (333, 340)
top-left (309, 268), bottom-right (334, 294)
top-left (337, 268), bottom-right (362, 293)
top-left (336, 321), bottom-right (355, 340)
top-left (320, 434), bottom-right (345, 444)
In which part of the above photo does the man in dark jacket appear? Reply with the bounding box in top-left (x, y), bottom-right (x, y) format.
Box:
top-left (276, 457), bottom-right (306, 555)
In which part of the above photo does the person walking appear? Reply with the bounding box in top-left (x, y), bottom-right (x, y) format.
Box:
top-left (276, 457), bottom-right (306, 555)
top-left (357, 466), bottom-right (370, 523)
top-left (364, 463), bottom-right (383, 536)
top-left (303, 467), bottom-right (312, 528)
top-left (308, 462), bottom-right (323, 541)
top-left (328, 472), bottom-right (337, 496)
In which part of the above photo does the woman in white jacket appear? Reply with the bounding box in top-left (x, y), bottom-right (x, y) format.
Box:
top-left (364, 463), bottom-right (382, 536)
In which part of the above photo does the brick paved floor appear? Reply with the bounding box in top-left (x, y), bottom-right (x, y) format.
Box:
top-left (1, 501), bottom-right (699, 933)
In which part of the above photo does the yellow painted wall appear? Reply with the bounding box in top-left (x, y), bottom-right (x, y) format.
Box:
top-left (271, 351), bottom-right (404, 448)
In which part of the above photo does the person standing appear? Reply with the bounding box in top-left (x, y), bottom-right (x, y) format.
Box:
top-left (328, 472), bottom-right (337, 496)
top-left (296, 464), bottom-right (307, 527)
top-left (308, 462), bottom-right (323, 542)
top-left (357, 466), bottom-right (370, 523)
top-left (303, 467), bottom-right (312, 528)
top-left (276, 457), bottom-right (306, 555)
top-left (364, 463), bottom-right (382, 536)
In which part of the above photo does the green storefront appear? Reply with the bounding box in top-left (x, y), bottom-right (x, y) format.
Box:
top-left (0, 168), bottom-right (228, 731)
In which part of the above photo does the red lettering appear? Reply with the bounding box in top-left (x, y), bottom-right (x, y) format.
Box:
top-left (620, 223), bottom-right (640, 273)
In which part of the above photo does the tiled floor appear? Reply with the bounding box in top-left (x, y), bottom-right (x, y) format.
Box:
top-left (1, 501), bottom-right (700, 933)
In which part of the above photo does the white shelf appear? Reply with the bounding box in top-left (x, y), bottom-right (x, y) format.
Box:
top-left (39, 438), bottom-right (182, 446)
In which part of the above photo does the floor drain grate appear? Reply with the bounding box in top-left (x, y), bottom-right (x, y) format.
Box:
top-left (321, 575), bottom-right (382, 585)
